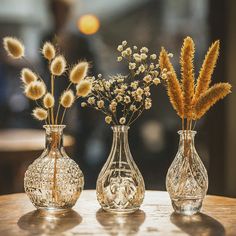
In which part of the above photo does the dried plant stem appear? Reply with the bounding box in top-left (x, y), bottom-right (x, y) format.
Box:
top-left (55, 104), bottom-right (61, 125)
top-left (51, 75), bottom-right (55, 124)
top-left (60, 108), bottom-right (67, 124)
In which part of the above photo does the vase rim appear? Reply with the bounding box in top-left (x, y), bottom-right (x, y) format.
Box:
top-left (43, 124), bottom-right (66, 130)
top-left (178, 130), bottom-right (197, 135)
top-left (111, 125), bottom-right (130, 131)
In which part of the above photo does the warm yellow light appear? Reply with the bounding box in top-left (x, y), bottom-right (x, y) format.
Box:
top-left (77, 14), bottom-right (100, 35)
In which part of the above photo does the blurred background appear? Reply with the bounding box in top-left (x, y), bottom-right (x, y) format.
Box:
top-left (0, 0), bottom-right (235, 197)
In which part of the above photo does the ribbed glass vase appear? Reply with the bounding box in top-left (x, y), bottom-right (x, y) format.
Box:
top-left (24, 125), bottom-right (84, 212)
top-left (96, 125), bottom-right (145, 213)
top-left (166, 130), bottom-right (208, 215)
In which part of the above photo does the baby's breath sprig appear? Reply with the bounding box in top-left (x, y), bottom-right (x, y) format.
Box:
top-left (81, 41), bottom-right (162, 126)
top-left (3, 36), bottom-right (92, 125)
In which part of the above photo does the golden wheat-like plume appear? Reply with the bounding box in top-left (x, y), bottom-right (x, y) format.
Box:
top-left (193, 40), bottom-right (220, 105)
top-left (159, 47), bottom-right (184, 118)
top-left (3, 37), bottom-right (25, 59)
top-left (76, 80), bottom-right (92, 97)
top-left (194, 82), bottom-right (231, 119)
top-left (180, 36), bottom-right (195, 119)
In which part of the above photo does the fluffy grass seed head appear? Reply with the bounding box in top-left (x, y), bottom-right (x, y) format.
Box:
top-left (42, 42), bottom-right (56, 61)
top-left (32, 107), bottom-right (48, 121)
top-left (3, 37), bottom-right (25, 59)
top-left (60, 90), bottom-right (75, 108)
top-left (69, 62), bottom-right (89, 84)
top-left (50, 55), bottom-right (66, 76)
top-left (43, 93), bottom-right (55, 108)
top-left (159, 47), bottom-right (184, 118)
top-left (21, 68), bottom-right (38, 84)
top-left (76, 80), bottom-right (92, 97)
top-left (180, 36), bottom-right (195, 119)
top-left (194, 82), bottom-right (231, 119)
top-left (24, 81), bottom-right (46, 100)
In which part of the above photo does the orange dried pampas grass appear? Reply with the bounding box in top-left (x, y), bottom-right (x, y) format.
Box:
top-left (193, 40), bottom-right (220, 105)
top-left (180, 37), bottom-right (195, 119)
top-left (194, 83), bottom-right (231, 119)
top-left (159, 36), bottom-right (232, 131)
top-left (159, 47), bottom-right (184, 118)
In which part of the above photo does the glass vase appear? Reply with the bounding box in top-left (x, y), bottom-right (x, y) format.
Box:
top-left (24, 125), bottom-right (84, 212)
top-left (96, 125), bottom-right (145, 213)
top-left (166, 130), bottom-right (208, 215)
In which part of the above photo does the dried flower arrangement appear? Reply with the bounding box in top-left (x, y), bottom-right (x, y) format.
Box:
top-left (159, 36), bottom-right (232, 132)
top-left (3, 37), bottom-right (92, 124)
top-left (81, 41), bottom-right (163, 126)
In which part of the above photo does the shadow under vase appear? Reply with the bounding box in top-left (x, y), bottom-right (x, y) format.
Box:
top-left (170, 212), bottom-right (225, 236)
top-left (17, 209), bottom-right (82, 235)
top-left (96, 208), bottom-right (146, 235)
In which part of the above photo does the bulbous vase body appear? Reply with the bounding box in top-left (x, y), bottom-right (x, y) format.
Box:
top-left (96, 126), bottom-right (145, 213)
top-left (24, 125), bottom-right (84, 212)
top-left (166, 130), bottom-right (208, 215)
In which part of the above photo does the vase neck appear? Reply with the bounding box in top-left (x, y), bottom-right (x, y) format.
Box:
top-left (44, 125), bottom-right (65, 151)
top-left (111, 125), bottom-right (131, 161)
top-left (178, 130), bottom-right (196, 155)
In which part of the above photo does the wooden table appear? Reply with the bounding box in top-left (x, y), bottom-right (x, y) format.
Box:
top-left (0, 190), bottom-right (235, 236)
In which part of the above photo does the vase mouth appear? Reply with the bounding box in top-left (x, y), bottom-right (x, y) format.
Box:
top-left (112, 125), bottom-right (130, 131)
top-left (178, 130), bottom-right (197, 135)
top-left (43, 125), bottom-right (66, 131)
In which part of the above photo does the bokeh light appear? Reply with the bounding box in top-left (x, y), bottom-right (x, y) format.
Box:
top-left (77, 14), bottom-right (100, 35)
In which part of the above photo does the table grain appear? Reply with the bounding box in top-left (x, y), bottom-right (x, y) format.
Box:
top-left (0, 190), bottom-right (235, 236)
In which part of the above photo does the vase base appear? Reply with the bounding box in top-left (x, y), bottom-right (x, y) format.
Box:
top-left (102, 207), bottom-right (139, 214)
top-left (171, 198), bottom-right (203, 216)
top-left (37, 207), bottom-right (72, 216)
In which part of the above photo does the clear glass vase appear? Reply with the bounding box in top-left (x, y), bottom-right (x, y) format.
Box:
top-left (96, 125), bottom-right (145, 213)
top-left (166, 130), bottom-right (208, 215)
top-left (24, 125), bottom-right (84, 212)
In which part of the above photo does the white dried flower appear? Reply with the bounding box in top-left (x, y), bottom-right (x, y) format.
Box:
top-left (124, 96), bottom-right (131, 104)
top-left (140, 47), bottom-right (148, 53)
top-left (81, 102), bottom-right (87, 107)
top-left (149, 63), bottom-right (155, 70)
top-left (150, 54), bottom-right (157, 60)
top-left (117, 45), bottom-right (123, 52)
top-left (88, 97), bottom-right (95, 105)
top-left (131, 81), bottom-right (138, 89)
top-left (133, 53), bottom-right (141, 62)
top-left (121, 51), bottom-right (127, 57)
top-left (133, 46), bottom-right (137, 50)
top-left (136, 88), bottom-right (144, 96)
top-left (153, 78), bottom-right (161, 85)
top-left (141, 53), bottom-right (147, 60)
top-left (117, 56), bottom-right (122, 62)
top-left (97, 100), bottom-right (104, 108)
top-left (168, 53), bottom-right (173, 58)
top-left (116, 95), bottom-right (123, 102)
top-left (122, 40), bottom-right (127, 46)
top-left (126, 47), bottom-right (132, 55)
top-left (162, 73), bottom-right (167, 80)
top-left (130, 105), bottom-right (137, 111)
top-left (105, 116), bottom-right (112, 124)
top-left (138, 65), bottom-right (145, 73)
top-left (119, 117), bottom-right (126, 124)
top-left (143, 75), bottom-right (152, 83)
top-left (129, 63), bottom-right (136, 70)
